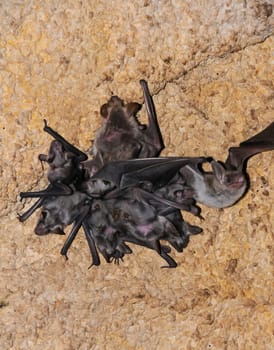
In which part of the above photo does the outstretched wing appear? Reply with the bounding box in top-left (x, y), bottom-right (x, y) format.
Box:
top-left (225, 122), bottom-right (274, 169)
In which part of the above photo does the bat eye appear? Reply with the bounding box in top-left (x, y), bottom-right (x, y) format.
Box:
top-left (103, 180), bottom-right (110, 186)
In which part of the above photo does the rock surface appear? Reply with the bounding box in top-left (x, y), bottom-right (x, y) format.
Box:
top-left (1, 1), bottom-right (273, 349)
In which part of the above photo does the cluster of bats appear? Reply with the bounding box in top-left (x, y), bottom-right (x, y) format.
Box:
top-left (19, 80), bottom-right (274, 268)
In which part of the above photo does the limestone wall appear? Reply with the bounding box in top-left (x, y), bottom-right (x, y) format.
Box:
top-left (1, 1), bottom-right (273, 349)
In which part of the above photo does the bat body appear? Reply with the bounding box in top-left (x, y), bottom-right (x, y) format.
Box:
top-left (91, 80), bottom-right (164, 166)
top-left (181, 122), bottom-right (274, 208)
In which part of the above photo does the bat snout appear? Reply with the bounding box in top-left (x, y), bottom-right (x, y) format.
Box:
top-left (226, 174), bottom-right (246, 190)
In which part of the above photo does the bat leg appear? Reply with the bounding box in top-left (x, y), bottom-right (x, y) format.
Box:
top-left (160, 245), bottom-right (171, 254)
top-left (159, 249), bottom-right (178, 268)
top-left (20, 183), bottom-right (73, 199)
top-left (43, 119), bottom-right (88, 161)
top-left (18, 197), bottom-right (46, 222)
top-left (82, 221), bottom-right (101, 267)
top-left (60, 205), bottom-right (90, 259)
top-left (149, 241), bottom-right (177, 268)
top-left (155, 241), bottom-right (177, 269)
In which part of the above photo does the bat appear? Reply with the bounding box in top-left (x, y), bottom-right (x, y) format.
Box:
top-left (91, 79), bottom-right (164, 167)
top-left (18, 79), bottom-right (216, 268)
top-left (180, 122), bottom-right (274, 208)
top-left (40, 119), bottom-right (87, 184)
top-left (20, 119), bottom-right (88, 200)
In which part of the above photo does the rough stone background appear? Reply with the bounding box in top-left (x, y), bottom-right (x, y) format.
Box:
top-left (1, 1), bottom-right (273, 349)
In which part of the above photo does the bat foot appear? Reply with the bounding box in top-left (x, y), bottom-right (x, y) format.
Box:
top-left (110, 256), bottom-right (124, 265)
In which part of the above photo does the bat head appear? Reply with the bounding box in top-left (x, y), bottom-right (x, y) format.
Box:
top-left (100, 96), bottom-right (141, 119)
top-left (39, 140), bottom-right (66, 165)
top-left (100, 96), bottom-right (143, 133)
top-left (81, 178), bottom-right (116, 197)
top-left (211, 160), bottom-right (247, 191)
top-left (34, 191), bottom-right (88, 235)
top-left (35, 208), bottom-right (65, 235)
top-left (81, 158), bottom-right (103, 179)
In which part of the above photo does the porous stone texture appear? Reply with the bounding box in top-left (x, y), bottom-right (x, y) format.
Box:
top-left (1, 1), bottom-right (273, 349)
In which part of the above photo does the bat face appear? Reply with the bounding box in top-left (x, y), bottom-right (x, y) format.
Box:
top-left (34, 192), bottom-right (88, 235)
top-left (35, 208), bottom-right (66, 235)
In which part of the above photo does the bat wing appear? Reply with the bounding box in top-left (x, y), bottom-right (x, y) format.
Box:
top-left (94, 157), bottom-right (206, 190)
top-left (225, 122), bottom-right (274, 169)
top-left (43, 119), bottom-right (88, 161)
top-left (20, 183), bottom-right (73, 198)
top-left (139, 79), bottom-right (165, 156)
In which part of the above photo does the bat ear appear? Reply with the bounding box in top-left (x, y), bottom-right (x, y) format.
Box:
top-left (100, 103), bottom-right (109, 118)
top-left (126, 102), bottom-right (142, 116)
top-left (211, 161), bottom-right (226, 182)
top-left (52, 227), bottom-right (66, 235)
